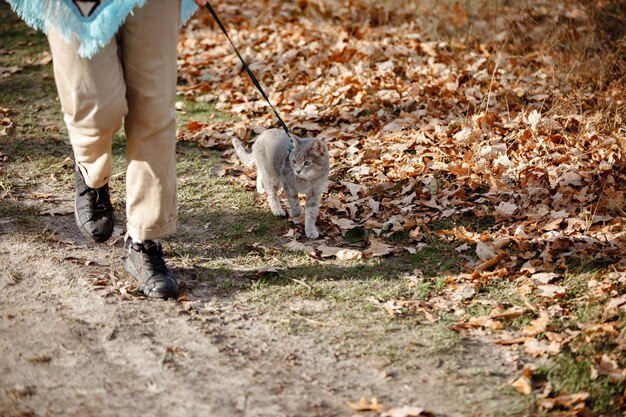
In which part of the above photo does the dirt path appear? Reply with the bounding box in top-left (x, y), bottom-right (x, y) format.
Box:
top-left (1, 204), bottom-right (519, 417)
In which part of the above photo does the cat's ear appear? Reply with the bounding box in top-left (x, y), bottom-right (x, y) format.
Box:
top-left (310, 139), bottom-right (325, 156)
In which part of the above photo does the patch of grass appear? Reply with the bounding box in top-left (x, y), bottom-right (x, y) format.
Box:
top-left (565, 256), bottom-right (617, 276)
top-left (0, 3), bottom-right (49, 60)
top-left (176, 99), bottom-right (232, 126)
top-left (0, 2), bottom-right (71, 201)
top-left (434, 276), bottom-right (447, 291)
top-left (466, 302), bottom-right (492, 318)
top-left (510, 313), bottom-right (533, 329)
top-left (426, 219), bottom-right (456, 231)
top-left (477, 278), bottom-right (526, 307)
top-left (493, 390), bottom-right (536, 417)
top-left (378, 343), bottom-right (402, 362)
top-left (170, 142), bottom-right (291, 255)
top-left (536, 354), bottom-right (626, 416)
top-left (415, 323), bottom-right (462, 355)
top-left (409, 237), bottom-right (464, 276)
top-left (569, 301), bottom-right (603, 326)
top-left (386, 229), bottom-right (410, 244)
top-left (0, 4), bottom-right (58, 117)
top-left (561, 272), bottom-right (599, 300)
top-left (219, 277), bottom-right (252, 292)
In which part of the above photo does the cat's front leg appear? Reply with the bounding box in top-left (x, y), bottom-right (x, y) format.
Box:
top-left (267, 190), bottom-right (286, 217)
top-left (284, 185), bottom-right (301, 218)
top-left (260, 172), bottom-right (285, 217)
top-left (304, 189), bottom-right (321, 239)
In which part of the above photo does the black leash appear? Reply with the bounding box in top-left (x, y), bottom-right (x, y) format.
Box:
top-left (204, 1), bottom-right (292, 139)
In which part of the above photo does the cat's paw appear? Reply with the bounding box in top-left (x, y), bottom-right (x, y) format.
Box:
top-left (271, 207), bottom-right (287, 217)
top-left (305, 227), bottom-right (319, 239)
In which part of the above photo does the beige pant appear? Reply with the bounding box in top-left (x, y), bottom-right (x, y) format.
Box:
top-left (47, 0), bottom-right (181, 241)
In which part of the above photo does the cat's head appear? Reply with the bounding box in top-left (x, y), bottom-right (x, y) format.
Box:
top-left (289, 137), bottom-right (329, 180)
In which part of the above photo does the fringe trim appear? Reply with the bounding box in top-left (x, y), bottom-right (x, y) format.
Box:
top-left (180, 0), bottom-right (198, 27)
top-left (6, 0), bottom-right (198, 59)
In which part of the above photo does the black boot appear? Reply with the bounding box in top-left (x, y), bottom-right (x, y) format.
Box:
top-left (74, 165), bottom-right (114, 242)
top-left (125, 240), bottom-right (179, 299)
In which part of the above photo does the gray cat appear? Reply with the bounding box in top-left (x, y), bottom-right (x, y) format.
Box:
top-left (232, 128), bottom-right (330, 239)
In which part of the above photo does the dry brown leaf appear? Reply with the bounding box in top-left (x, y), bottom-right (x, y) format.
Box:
top-left (475, 252), bottom-right (508, 272)
top-left (91, 277), bottom-right (109, 286)
top-left (534, 284), bottom-right (566, 299)
top-left (524, 337), bottom-right (561, 357)
top-left (210, 164), bottom-right (229, 177)
top-left (317, 245), bottom-right (342, 258)
top-left (55, 157), bottom-right (74, 168)
top-left (364, 238), bottom-right (394, 258)
top-left (347, 397), bottom-right (382, 412)
top-left (186, 120), bottom-right (204, 132)
top-left (475, 241), bottom-right (498, 262)
top-left (34, 51), bottom-right (52, 65)
top-left (40, 206), bottom-right (73, 216)
top-left (450, 283), bottom-right (476, 301)
top-left (468, 315), bottom-right (504, 330)
top-left (591, 354), bottom-right (626, 383)
top-left (511, 375), bottom-right (532, 395)
top-left (318, 245), bottom-right (362, 260)
top-left (341, 181), bottom-right (367, 198)
top-left (495, 201), bottom-right (518, 217)
top-left (0, 66), bottom-right (21, 77)
top-left (330, 216), bottom-right (357, 230)
top-left (283, 240), bottom-right (314, 255)
top-left (245, 267), bottom-right (280, 279)
top-left (382, 300), bottom-right (435, 321)
top-left (537, 392), bottom-right (590, 410)
top-left (603, 294), bottom-right (626, 319)
top-left (523, 311), bottom-right (549, 336)
top-left (495, 337), bottom-right (529, 345)
top-left (490, 306), bottom-right (529, 320)
top-left (530, 272), bottom-right (560, 285)
top-left (381, 406), bottom-right (431, 417)
top-left (336, 249), bottom-right (363, 261)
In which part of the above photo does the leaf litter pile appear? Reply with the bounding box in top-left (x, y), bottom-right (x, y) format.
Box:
top-left (177, 0), bottom-right (626, 414)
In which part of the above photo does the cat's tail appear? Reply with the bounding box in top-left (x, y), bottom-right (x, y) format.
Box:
top-left (232, 138), bottom-right (256, 168)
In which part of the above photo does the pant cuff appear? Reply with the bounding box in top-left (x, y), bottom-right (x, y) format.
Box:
top-left (126, 218), bottom-right (177, 241)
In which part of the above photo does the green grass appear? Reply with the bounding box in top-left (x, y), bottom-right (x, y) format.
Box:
top-left (0, 2), bottom-right (69, 219)
top-left (565, 256), bottom-right (617, 278)
top-left (176, 99), bottom-right (232, 125)
top-left (535, 354), bottom-right (626, 416)
top-left (408, 238), bottom-right (464, 276)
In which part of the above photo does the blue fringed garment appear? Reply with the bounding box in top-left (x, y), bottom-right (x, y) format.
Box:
top-left (6, 0), bottom-right (198, 58)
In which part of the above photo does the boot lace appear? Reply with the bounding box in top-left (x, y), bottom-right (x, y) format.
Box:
top-left (80, 185), bottom-right (113, 216)
top-left (133, 241), bottom-right (168, 274)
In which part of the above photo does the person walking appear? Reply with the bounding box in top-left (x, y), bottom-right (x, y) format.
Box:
top-left (7, 0), bottom-right (210, 299)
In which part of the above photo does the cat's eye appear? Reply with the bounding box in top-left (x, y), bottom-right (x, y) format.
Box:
top-left (291, 159), bottom-right (296, 164)
top-left (304, 160), bottom-right (311, 166)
